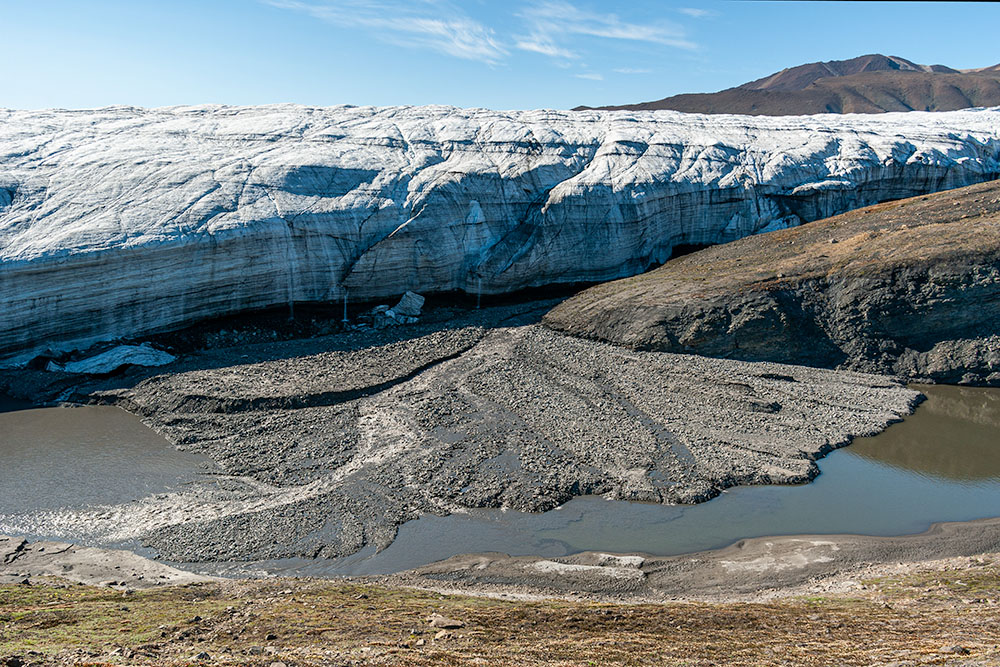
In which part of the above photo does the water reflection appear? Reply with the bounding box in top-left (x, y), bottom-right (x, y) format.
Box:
top-left (849, 384), bottom-right (1000, 481)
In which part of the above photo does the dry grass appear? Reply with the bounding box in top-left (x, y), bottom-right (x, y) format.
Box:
top-left (3, 558), bottom-right (1000, 666)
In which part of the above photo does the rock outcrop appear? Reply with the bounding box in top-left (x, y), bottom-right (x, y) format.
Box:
top-left (545, 180), bottom-right (1000, 384)
top-left (2, 104), bottom-right (1000, 363)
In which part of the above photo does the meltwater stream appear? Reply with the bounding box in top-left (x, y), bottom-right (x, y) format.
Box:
top-left (1, 384), bottom-right (998, 576)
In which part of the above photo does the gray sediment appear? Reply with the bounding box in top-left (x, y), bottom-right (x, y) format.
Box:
top-left (1, 300), bottom-right (919, 564)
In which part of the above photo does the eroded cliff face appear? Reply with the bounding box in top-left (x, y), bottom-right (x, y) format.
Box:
top-left (2, 104), bottom-right (999, 362)
top-left (545, 180), bottom-right (1000, 384)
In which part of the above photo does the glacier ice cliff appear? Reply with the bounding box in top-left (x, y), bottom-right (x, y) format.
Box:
top-left (1, 104), bottom-right (999, 362)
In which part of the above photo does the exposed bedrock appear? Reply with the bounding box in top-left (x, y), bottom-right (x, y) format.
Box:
top-left (3, 303), bottom-right (917, 562)
top-left (545, 180), bottom-right (1000, 384)
top-left (2, 105), bottom-right (1000, 362)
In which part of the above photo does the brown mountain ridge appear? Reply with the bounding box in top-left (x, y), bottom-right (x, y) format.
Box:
top-left (577, 54), bottom-right (1000, 115)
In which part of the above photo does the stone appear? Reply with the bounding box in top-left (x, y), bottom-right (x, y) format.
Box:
top-left (428, 613), bottom-right (465, 629)
top-left (393, 291), bottom-right (425, 317)
top-left (939, 645), bottom-right (970, 654)
top-left (2, 105), bottom-right (999, 364)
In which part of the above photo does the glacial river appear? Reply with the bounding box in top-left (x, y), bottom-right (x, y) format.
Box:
top-left (1, 384), bottom-right (998, 576)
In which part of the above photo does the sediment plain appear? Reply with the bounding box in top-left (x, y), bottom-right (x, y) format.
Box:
top-left (1, 298), bottom-right (917, 564)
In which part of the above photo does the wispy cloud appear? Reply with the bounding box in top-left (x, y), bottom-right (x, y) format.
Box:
top-left (515, 35), bottom-right (578, 60)
top-left (265, 0), bottom-right (696, 70)
top-left (263, 0), bottom-right (508, 64)
top-left (518, 1), bottom-right (696, 53)
top-left (575, 72), bottom-right (603, 81)
top-left (614, 67), bottom-right (652, 74)
top-left (678, 7), bottom-right (717, 19)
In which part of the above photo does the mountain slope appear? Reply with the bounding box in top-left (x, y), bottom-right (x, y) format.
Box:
top-left (579, 54), bottom-right (1000, 115)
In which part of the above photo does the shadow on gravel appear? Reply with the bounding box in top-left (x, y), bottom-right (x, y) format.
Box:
top-left (0, 284), bottom-right (591, 405)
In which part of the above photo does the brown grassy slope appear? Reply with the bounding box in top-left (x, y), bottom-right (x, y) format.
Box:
top-left (3, 556), bottom-right (1000, 666)
top-left (543, 180), bottom-right (1000, 369)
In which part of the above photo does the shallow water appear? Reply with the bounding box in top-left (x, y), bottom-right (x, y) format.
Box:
top-left (0, 399), bottom-right (212, 518)
top-left (1, 385), bottom-right (999, 576)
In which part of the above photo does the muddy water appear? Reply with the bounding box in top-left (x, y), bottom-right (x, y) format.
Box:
top-left (0, 398), bottom-right (213, 522)
top-left (1, 385), bottom-right (999, 576)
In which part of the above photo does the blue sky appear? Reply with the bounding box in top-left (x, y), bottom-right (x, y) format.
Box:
top-left (3, 0), bottom-right (998, 110)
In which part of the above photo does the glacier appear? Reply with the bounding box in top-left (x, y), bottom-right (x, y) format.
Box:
top-left (1, 104), bottom-right (999, 363)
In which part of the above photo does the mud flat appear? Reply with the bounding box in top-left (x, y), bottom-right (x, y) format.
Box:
top-left (397, 518), bottom-right (1000, 602)
top-left (0, 535), bottom-right (210, 589)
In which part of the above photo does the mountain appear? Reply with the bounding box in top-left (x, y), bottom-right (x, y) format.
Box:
top-left (577, 54), bottom-right (1000, 115)
top-left (1, 105), bottom-right (999, 363)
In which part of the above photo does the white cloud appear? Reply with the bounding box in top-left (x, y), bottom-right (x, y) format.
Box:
top-left (265, 0), bottom-right (696, 69)
top-left (678, 7), bottom-right (716, 19)
top-left (263, 0), bottom-right (508, 64)
top-left (575, 72), bottom-right (603, 81)
top-left (614, 67), bottom-right (652, 74)
top-left (515, 36), bottom-right (578, 60)
top-left (520, 1), bottom-right (696, 52)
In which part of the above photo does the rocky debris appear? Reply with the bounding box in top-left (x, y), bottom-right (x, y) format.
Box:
top-left (939, 645), bottom-right (971, 655)
top-left (356, 291), bottom-right (426, 329)
top-left (546, 179), bottom-right (1000, 385)
top-left (3, 105), bottom-right (1000, 365)
top-left (13, 300), bottom-right (918, 563)
top-left (0, 534), bottom-right (210, 588)
top-left (46, 343), bottom-right (176, 374)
